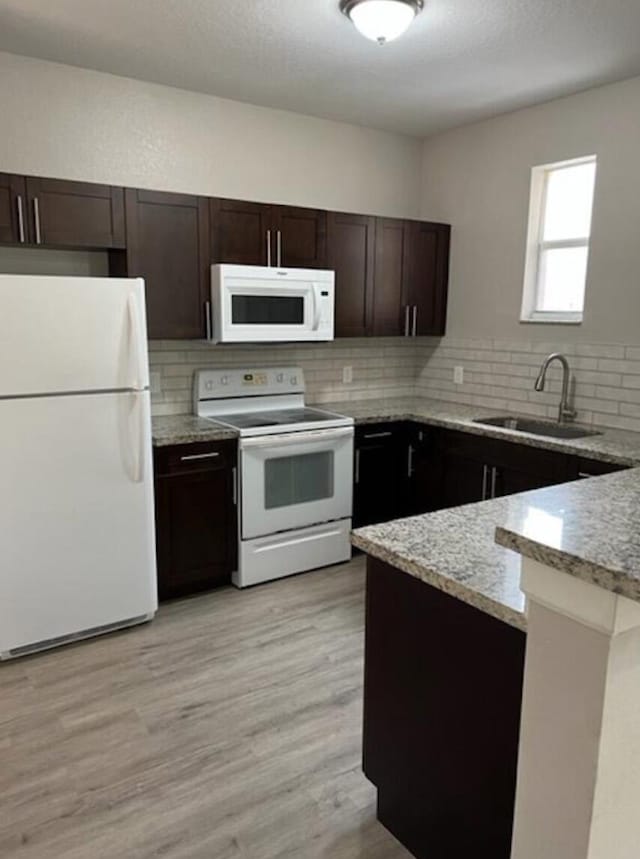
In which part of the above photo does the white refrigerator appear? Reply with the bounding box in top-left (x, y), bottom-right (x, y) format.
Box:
top-left (0, 275), bottom-right (158, 659)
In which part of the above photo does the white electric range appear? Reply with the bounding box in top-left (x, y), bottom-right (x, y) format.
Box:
top-left (194, 367), bottom-right (354, 587)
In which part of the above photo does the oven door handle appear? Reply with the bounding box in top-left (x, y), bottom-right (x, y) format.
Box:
top-left (240, 427), bottom-right (354, 448)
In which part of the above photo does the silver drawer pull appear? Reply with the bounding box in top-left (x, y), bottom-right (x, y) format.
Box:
top-left (179, 452), bottom-right (220, 462)
top-left (16, 195), bottom-right (25, 243)
top-left (481, 464), bottom-right (489, 500)
top-left (363, 431), bottom-right (393, 439)
top-left (33, 197), bottom-right (42, 244)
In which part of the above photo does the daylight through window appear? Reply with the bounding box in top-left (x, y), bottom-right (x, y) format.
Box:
top-left (521, 156), bottom-right (597, 323)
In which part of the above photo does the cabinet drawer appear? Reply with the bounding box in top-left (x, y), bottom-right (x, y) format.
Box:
top-left (154, 440), bottom-right (236, 476)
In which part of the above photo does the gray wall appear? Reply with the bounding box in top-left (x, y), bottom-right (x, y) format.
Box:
top-left (0, 51), bottom-right (423, 219)
top-left (420, 75), bottom-right (640, 344)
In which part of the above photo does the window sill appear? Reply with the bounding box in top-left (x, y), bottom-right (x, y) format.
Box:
top-left (520, 313), bottom-right (583, 325)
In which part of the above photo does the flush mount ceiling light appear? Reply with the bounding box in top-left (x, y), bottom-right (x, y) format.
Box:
top-left (340, 0), bottom-right (424, 45)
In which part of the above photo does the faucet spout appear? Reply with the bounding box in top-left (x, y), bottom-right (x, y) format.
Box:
top-left (534, 353), bottom-right (577, 424)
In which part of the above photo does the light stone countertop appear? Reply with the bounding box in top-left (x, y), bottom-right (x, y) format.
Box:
top-left (352, 500), bottom-right (528, 630)
top-left (495, 468), bottom-right (640, 604)
top-left (344, 398), bottom-right (640, 628)
top-left (316, 396), bottom-right (640, 466)
top-left (153, 396), bottom-right (640, 463)
top-left (152, 415), bottom-right (238, 447)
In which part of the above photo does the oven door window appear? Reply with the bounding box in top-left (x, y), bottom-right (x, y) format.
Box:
top-left (264, 451), bottom-right (334, 509)
top-left (231, 294), bottom-right (304, 325)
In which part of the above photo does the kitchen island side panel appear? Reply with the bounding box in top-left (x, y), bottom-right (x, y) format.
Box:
top-left (363, 557), bottom-right (526, 859)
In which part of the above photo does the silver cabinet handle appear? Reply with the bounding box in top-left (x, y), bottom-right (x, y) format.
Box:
top-left (277, 230), bottom-right (282, 267)
top-left (412, 306), bottom-right (418, 336)
top-left (354, 449), bottom-right (360, 484)
top-left (179, 452), bottom-right (220, 462)
top-left (404, 305), bottom-right (410, 337)
top-left (407, 444), bottom-right (414, 478)
top-left (481, 464), bottom-right (489, 500)
top-left (266, 229), bottom-right (272, 267)
top-left (363, 431), bottom-right (392, 440)
top-left (232, 466), bottom-right (238, 505)
top-left (16, 195), bottom-right (25, 243)
top-left (491, 466), bottom-right (498, 498)
top-left (205, 300), bottom-right (212, 340)
top-left (33, 197), bottom-right (42, 244)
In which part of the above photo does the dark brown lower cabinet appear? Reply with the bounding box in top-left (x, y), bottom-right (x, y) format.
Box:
top-left (353, 423), bottom-right (409, 528)
top-left (426, 429), bottom-right (574, 510)
top-left (154, 440), bottom-right (237, 600)
top-left (355, 422), bottom-right (630, 526)
top-left (363, 557), bottom-right (526, 859)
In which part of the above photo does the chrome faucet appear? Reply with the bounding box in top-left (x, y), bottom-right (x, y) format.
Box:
top-left (534, 353), bottom-right (577, 424)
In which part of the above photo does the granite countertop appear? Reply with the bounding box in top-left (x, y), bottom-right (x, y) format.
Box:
top-left (315, 396), bottom-right (640, 466)
top-left (495, 468), bottom-right (640, 604)
top-left (354, 465), bottom-right (640, 630)
top-left (352, 501), bottom-right (527, 631)
top-left (153, 396), bottom-right (640, 464)
top-left (152, 415), bottom-right (238, 447)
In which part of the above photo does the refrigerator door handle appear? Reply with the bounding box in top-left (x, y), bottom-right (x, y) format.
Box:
top-left (128, 291), bottom-right (147, 391)
top-left (131, 392), bottom-right (145, 484)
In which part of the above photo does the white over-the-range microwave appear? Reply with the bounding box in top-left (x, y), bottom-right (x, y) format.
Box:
top-left (206, 264), bottom-right (335, 343)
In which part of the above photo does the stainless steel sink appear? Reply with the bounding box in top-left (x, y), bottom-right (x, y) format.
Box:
top-left (472, 416), bottom-right (602, 440)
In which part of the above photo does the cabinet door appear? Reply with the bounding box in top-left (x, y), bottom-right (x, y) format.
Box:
top-left (125, 189), bottom-right (210, 340)
top-left (210, 198), bottom-right (271, 265)
top-left (154, 442), bottom-right (237, 600)
top-left (403, 221), bottom-right (450, 336)
top-left (354, 424), bottom-right (407, 527)
top-left (432, 430), bottom-right (489, 509)
top-left (491, 442), bottom-right (570, 498)
top-left (327, 211), bottom-right (375, 337)
top-left (372, 218), bottom-right (407, 336)
top-left (25, 177), bottom-right (125, 248)
top-left (405, 425), bottom-right (438, 515)
top-left (0, 174), bottom-right (27, 244)
top-left (272, 205), bottom-right (327, 269)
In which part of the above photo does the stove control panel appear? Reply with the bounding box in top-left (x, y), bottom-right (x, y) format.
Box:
top-left (195, 367), bottom-right (305, 401)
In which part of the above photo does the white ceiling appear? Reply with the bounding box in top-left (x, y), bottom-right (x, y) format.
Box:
top-left (1, 0), bottom-right (639, 137)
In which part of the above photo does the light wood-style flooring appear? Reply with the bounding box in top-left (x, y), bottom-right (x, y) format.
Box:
top-left (0, 556), bottom-right (411, 858)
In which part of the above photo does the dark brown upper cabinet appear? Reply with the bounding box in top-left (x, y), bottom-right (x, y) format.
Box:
top-left (24, 177), bottom-right (125, 249)
top-left (402, 220), bottom-right (450, 336)
top-left (210, 198), bottom-right (326, 269)
top-left (371, 217), bottom-right (407, 336)
top-left (124, 189), bottom-right (210, 340)
top-left (0, 174), bottom-right (27, 244)
top-left (210, 198), bottom-right (271, 266)
top-left (270, 205), bottom-right (327, 269)
top-left (326, 211), bottom-right (375, 338)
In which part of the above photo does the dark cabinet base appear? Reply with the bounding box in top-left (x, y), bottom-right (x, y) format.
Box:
top-left (363, 557), bottom-right (526, 859)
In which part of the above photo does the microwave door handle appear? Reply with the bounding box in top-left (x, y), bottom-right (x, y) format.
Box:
top-left (312, 285), bottom-right (321, 331)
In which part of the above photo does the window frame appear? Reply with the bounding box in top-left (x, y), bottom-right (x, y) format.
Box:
top-left (520, 154), bottom-right (597, 325)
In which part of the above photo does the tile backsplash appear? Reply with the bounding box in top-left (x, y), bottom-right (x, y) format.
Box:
top-left (148, 338), bottom-right (419, 416)
top-left (149, 335), bottom-right (640, 433)
top-left (416, 338), bottom-right (640, 433)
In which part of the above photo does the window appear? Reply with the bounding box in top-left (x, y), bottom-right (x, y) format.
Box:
top-left (521, 155), bottom-right (597, 324)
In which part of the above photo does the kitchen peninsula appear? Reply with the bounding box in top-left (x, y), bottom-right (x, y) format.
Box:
top-left (353, 466), bottom-right (640, 859)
